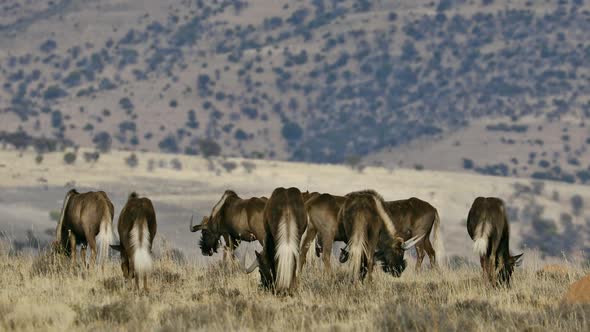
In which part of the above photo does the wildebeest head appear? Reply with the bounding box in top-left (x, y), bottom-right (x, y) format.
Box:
top-left (498, 253), bottom-right (523, 286)
top-left (378, 236), bottom-right (412, 277)
top-left (240, 250), bottom-right (274, 290)
top-left (190, 215), bottom-right (221, 256)
top-left (255, 251), bottom-right (274, 290)
top-left (340, 234), bottom-right (423, 277)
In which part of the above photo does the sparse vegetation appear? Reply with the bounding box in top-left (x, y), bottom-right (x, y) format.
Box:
top-left (0, 251), bottom-right (588, 331)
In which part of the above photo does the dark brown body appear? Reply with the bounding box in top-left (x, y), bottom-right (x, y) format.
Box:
top-left (254, 187), bottom-right (307, 294)
top-left (300, 194), bottom-right (440, 275)
top-left (112, 193), bottom-right (157, 291)
top-left (55, 189), bottom-right (114, 267)
top-left (191, 190), bottom-right (266, 259)
top-left (340, 191), bottom-right (385, 282)
top-left (338, 190), bottom-right (419, 282)
top-left (299, 193), bottom-right (346, 272)
top-left (381, 198), bottom-right (441, 271)
top-left (467, 197), bottom-right (523, 287)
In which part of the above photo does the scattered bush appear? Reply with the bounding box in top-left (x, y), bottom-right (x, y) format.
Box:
top-left (43, 86), bottom-right (68, 100)
top-left (281, 122), bottom-right (303, 141)
top-left (571, 195), bottom-right (584, 216)
top-left (63, 152), bottom-right (77, 165)
top-left (83, 151), bottom-right (100, 163)
top-left (222, 161), bottom-right (237, 173)
top-left (125, 153), bottom-right (139, 168)
top-left (170, 158), bottom-right (182, 170)
top-left (93, 132), bottom-right (112, 153)
top-left (199, 139), bottom-right (221, 158)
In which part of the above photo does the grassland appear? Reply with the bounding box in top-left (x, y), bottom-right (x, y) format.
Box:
top-left (1, 242), bottom-right (589, 332)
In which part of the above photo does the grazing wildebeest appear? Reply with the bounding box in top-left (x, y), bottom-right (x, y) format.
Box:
top-left (298, 193), bottom-right (346, 272)
top-left (111, 193), bottom-right (157, 291)
top-left (190, 190), bottom-right (267, 259)
top-left (54, 189), bottom-right (114, 267)
top-left (339, 190), bottom-right (422, 282)
top-left (300, 194), bottom-right (439, 276)
top-left (242, 187), bottom-right (307, 294)
top-left (467, 197), bottom-right (523, 287)
top-left (379, 198), bottom-right (442, 273)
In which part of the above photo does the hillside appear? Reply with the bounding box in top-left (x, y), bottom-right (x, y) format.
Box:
top-left (1, 0), bottom-right (590, 183)
top-left (0, 148), bottom-right (588, 261)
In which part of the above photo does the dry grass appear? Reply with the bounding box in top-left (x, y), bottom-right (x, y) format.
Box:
top-left (1, 246), bottom-right (589, 332)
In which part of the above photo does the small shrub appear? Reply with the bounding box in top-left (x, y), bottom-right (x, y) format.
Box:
top-left (281, 122), bottom-right (303, 141)
top-left (170, 158), bottom-right (182, 170)
top-left (222, 161), bottom-right (237, 173)
top-left (93, 132), bottom-right (112, 152)
top-left (83, 151), bottom-right (100, 163)
top-left (241, 161), bottom-right (256, 173)
top-left (571, 195), bottom-right (584, 216)
top-left (199, 139), bottom-right (221, 158)
top-left (63, 152), bottom-right (76, 165)
top-left (125, 153), bottom-right (138, 168)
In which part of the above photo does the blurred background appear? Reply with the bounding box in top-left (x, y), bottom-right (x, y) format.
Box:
top-left (0, 0), bottom-right (589, 264)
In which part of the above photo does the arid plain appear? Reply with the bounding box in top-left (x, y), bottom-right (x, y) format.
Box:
top-left (0, 148), bottom-right (589, 331)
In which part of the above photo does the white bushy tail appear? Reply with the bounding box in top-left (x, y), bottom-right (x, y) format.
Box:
top-left (96, 214), bottom-right (114, 264)
top-left (473, 221), bottom-right (491, 257)
top-left (131, 220), bottom-right (153, 276)
top-left (347, 220), bottom-right (368, 283)
top-left (275, 209), bottom-right (299, 291)
top-left (432, 211), bottom-right (446, 265)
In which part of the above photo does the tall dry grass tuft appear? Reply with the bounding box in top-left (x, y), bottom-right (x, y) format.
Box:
top-left (0, 249), bottom-right (589, 331)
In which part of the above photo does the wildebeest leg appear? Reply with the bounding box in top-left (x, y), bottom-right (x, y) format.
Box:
top-left (298, 224), bottom-right (317, 274)
top-left (222, 234), bottom-right (232, 262)
top-left (80, 244), bottom-right (88, 268)
top-left (488, 254), bottom-right (497, 286)
top-left (480, 256), bottom-right (488, 280)
top-left (366, 229), bottom-right (379, 282)
top-left (423, 237), bottom-right (438, 270)
top-left (134, 272), bottom-right (140, 291)
top-left (143, 274), bottom-right (149, 292)
top-left (315, 236), bottom-right (323, 257)
top-left (414, 243), bottom-right (426, 272)
top-left (320, 233), bottom-right (335, 272)
top-left (68, 230), bottom-right (77, 265)
top-left (87, 236), bottom-right (98, 268)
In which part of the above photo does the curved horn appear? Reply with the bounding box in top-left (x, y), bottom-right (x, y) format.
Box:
top-left (239, 251), bottom-right (259, 274)
top-left (401, 234), bottom-right (425, 250)
top-left (190, 215), bottom-right (203, 232)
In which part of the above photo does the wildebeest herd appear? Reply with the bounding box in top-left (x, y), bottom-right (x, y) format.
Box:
top-left (52, 187), bottom-right (523, 295)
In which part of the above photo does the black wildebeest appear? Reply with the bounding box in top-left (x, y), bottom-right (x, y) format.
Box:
top-left (467, 197), bottom-right (523, 287)
top-left (54, 189), bottom-right (114, 266)
top-left (111, 193), bottom-right (157, 291)
top-left (299, 193), bottom-right (346, 272)
top-left (300, 194), bottom-right (439, 276)
top-left (242, 187), bottom-right (307, 294)
top-left (379, 197), bottom-right (443, 274)
top-left (190, 190), bottom-right (267, 259)
top-left (339, 190), bottom-right (422, 282)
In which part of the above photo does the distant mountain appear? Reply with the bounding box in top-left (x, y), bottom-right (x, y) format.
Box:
top-left (1, 0), bottom-right (590, 183)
